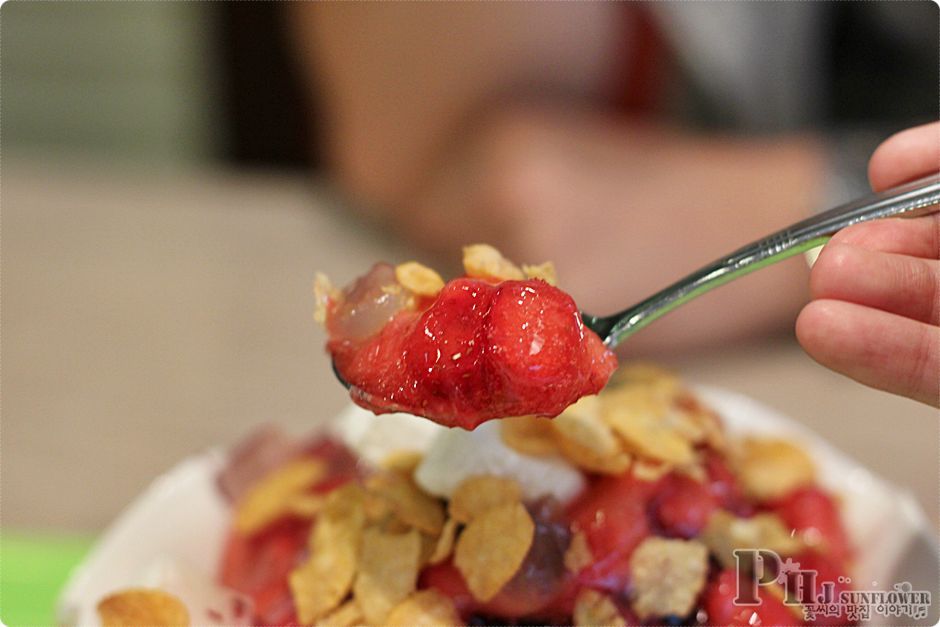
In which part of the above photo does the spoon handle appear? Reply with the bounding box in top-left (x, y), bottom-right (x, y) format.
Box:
top-left (589, 172), bottom-right (940, 348)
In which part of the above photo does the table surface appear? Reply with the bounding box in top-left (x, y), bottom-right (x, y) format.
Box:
top-left (3, 156), bottom-right (938, 536)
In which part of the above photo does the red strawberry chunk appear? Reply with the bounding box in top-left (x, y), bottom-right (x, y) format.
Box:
top-left (566, 474), bottom-right (656, 591)
top-left (771, 487), bottom-right (852, 567)
top-left (705, 569), bottom-right (805, 626)
top-left (653, 474), bottom-right (720, 538)
top-left (329, 277), bottom-right (616, 429)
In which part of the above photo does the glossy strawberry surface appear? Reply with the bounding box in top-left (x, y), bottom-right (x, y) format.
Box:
top-left (329, 277), bottom-right (617, 429)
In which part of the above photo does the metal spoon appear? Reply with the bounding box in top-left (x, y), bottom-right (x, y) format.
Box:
top-left (584, 172), bottom-right (940, 348)
top-left (333, 172), bottom-right (940, 387)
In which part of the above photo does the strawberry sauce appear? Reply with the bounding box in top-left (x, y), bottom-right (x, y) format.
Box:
top-left (327, 276), bottom-right (617, 429)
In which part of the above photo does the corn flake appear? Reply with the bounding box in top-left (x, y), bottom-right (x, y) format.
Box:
top-left (235, 458), bottom-right (327, 535)
top-left (564, 530), bottom-right (594, 573)
top-left (462, 244), bottom-right (524, 281)
top-left (628, 537), bottom-right (708, 621)
top-left (315, 599), bottom-right (363, 627)
top-left (612, 362), bottom-right (681, 392)
top-left (631, 460), bottom-right (672, 483)
top-left (735, 438), bottom-right (815, 501)
top-left (573, 588), bottom-right (626, 627)
top-left (395, 261), bottom-right (445, 297)
top-left (602, 389), bottom-right (694, 466)
top-left (428, 517), bottom-right (460, 565)
top-left (553, 396), bottom-right (631, 474)
top-left (367, 471), bottom-right (446, 535)
top-left (97, 589), bottom-right (189, 627)
top-left (285, 492), bottom-right (326, 518)
top-left (386, 589), bottom-right (461, 627)
top-left (454, 501), bottom-right (535, 602)
top-left (500, 415), bottom-right (560, 457)
top-left (674, 393), bottom-right (726, 450)
top-left (449, 475), bottom-right (522, 524)
top-left (521, 261), bottom-right (558, 285)
top-left (701, 509), bottom-right (803, 568)
top-left (290, 484), bottom-right (366, 623)
top-left (381, 451), bottom-right (425, 475)
top-left (354, 527), bottom-right (423, 624)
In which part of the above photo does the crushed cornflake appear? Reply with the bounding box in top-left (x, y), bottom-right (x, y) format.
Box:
top-left (552, 396), bottom-right (632, 474)
top-left (674, 393), bottom-right (726, 450)
top-left (395, 261), bottom-right (446, 297)
top-left (234, 458), bottom-right (327, 535)
top-left (573, 588), bottom-right (627, 627)
top-left (564, 530), bottom-right (594, 573)
top-left (629, 537), bottom-right (708, 621)
top-left (386, 589), bottom-right (461, 626)
top-left (701, 509), bottom-right (803, 569)
top-left (313, 272), bottom-right (339, 325)
top-left (381, 451), bottom-right (426, 475)
top-left (315, 599), bottom-right (364, 627)
top-left (289, 484), bottom-right (366, 623)
top-left (427, 517), bottom-right (460, 565)
top-left (462, 244), bottom-right (525, 281)
top-left (675, 461), bottom-right (707, 483)
top-left (364, 489), bottom-right (393, 523)
top-left (631, 459), bottom-right (673, 483)
top-left (284, 492), bottom-right (326, 518)
top-left (521, 261), bottom-right (558, 285)
top-left (97, 589), bottom-right (190, 627)
top-left (602, 388), bottom-right (695, 466)
top-left (613, 362), bottom-right (681, 391)
top-left (454, 501), bottom-right (535, 602)
top-left (734, 437), bottom-right (815, 501)
top-left (448, 475), bottom-right (522, 524)
top-left (353, 527), bottom-right (423, 624)
top-left (367, 471), bottom-right (446, 535)
top-left (499, 415), bottom-right (560, 457)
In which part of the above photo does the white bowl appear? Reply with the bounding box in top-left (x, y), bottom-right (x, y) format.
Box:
top-left (57, 386), bottom-right (938, 626)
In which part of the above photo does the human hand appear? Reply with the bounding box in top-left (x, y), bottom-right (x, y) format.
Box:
top-left (796, 122), bottom-right (939, 406)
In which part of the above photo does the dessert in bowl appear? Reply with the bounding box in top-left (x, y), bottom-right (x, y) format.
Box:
top-left (59, 377), bottom-right (936, 626)
top-left (60, 247), bottom-right (936, 626)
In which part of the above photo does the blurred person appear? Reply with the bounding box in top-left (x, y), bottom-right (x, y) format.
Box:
top-left (288, 2), bottom-right (935, 354)
top-left (798, 121), bottom-right (940, 407)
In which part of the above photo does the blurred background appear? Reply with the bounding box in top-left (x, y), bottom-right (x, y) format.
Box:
top-left (1, 2), bottom-right (937, 624)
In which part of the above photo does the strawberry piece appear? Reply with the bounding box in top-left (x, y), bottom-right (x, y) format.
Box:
top-left (705, 569), bottom-right (805, 626)
top-left (329, 277), bottom-right (616, 429)
top-left (566, 474), bottom-right (657, 592)
top-left (419, 561), bottom-right (477, 617)
top-left (771, 487), bottom-right (851, 567)
top-left (653, 473), bottom-right (719, 538)
top-left (419, 501), bottom-right (575, 621)
top-left (704, 452), bottom-right (753, 516)
top-left (789, 551), bottom-right (855, 626)
top-left (402, 279), bottom-right (496, 416)
top-left (219, 517), bottom-right (309, 624)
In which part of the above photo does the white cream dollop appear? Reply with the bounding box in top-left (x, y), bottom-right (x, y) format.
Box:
top-left (329, 404), bottom-right (585, 505)
top-left (414, 420), bottom-right (585, 504)
top-left (327, 404), bottom-right (447, 466)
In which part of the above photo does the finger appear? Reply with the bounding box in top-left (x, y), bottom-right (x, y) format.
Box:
top-left (811, 243), bottom-right (940, 325)
top-left (868, 121), bottom-right (940, 192)
top-left (796, 299), bottom-right (940, 407)
top-left (828, 214), bottom-right (939, 259)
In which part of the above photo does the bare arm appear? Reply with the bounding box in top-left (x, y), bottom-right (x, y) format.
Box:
top-left (291, 4), bottom-right (827, 353)
top-left (291, 2), bottom-right (620, 216)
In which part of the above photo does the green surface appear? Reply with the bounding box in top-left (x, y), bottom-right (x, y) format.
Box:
top-left (0, 532), bottom-right (95, 627)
